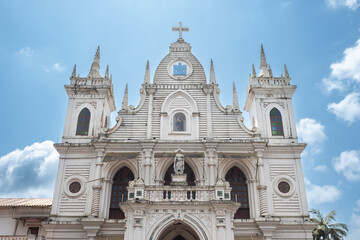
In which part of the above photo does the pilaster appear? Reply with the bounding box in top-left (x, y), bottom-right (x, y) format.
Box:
top-left (255, 149), bottom-right (269, 217)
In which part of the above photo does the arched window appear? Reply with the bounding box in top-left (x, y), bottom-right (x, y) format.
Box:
top-left (109, 167), bottom-right (134, 219)
top-left (225, 167), bottom-right (250, 219)
top-left (76, 108), bottom-right (90, 136)
top-left (173, 112), bottom-right (186, 132)
top-left (164, 162), bottom-right (195, 186)
top-left (270, 108), bottom-right (284, 136)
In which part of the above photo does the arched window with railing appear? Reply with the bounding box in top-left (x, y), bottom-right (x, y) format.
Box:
top-left (109, 167), bottom-right (134, 219)
top-left (225, 167), bottom-right (250, 219)
top-left (173, 112), bottom-right (186, 132)
top-left (270, 108), bottom-right (284, 136)
top-left (76, 108), bottom-right (90, 136)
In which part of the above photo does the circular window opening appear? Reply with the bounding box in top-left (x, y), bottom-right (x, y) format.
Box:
top-left (278, 181), bottom-right (290, 193)
top-left (69, 181), bottom-right (81, 193)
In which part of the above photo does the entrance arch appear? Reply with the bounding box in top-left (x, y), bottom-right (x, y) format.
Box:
top-left (158, 221), bottom-right (200, 240)
top-left (148, 215), bottom-right (209, 240)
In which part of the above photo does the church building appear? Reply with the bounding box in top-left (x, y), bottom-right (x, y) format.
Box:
top-left (0, 22), bottom-right (315, 240)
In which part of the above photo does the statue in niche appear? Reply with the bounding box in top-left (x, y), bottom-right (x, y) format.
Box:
top-left (174, 151), bottom-right (185, 175)
top-left (173, 112), bottom-right (185, 131)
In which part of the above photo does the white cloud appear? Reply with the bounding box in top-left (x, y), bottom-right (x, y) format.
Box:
top-left (305, 178), bottom-right (341, 204)
top-left (52, 63), bottom-right (65, 72)
top-left (333, 150), bottom-right (360, 181)
top-left (16, 47), bottom-right (34, 57)
top-left (322, 39), bottom-right (360, 93)
top-left (297, 118), bottom-right (326, 154)
top-left (328, 92), bottom-right (360, 124)
top-left (0, 141), bottom-right (58, 198)
top-left (326, 0), bottom-right (360, 10)
top-left (314, 165), bottom-right (327, 171)
top-left (347, 213), bottom-right (360, 240)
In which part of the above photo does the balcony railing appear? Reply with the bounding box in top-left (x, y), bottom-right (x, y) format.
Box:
top-left (145, 186), bottom-right (215, 201)
top-left (0, 237), bottom-right (30, 240)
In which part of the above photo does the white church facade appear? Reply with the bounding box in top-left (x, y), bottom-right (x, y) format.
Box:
top-left (0, 23), bottom-right (315, 240)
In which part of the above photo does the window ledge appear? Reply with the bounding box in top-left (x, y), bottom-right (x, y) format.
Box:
top-left (169, 131), bottom-right (191, 135)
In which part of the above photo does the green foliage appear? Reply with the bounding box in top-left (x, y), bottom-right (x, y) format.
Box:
top-left (310, 209), bottom-right (348, 240)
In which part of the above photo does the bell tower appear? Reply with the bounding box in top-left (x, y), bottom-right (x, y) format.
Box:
top-left (62, 46), bottom-right (116, 143)
top-left (244, 44), bottom-right (298, 142)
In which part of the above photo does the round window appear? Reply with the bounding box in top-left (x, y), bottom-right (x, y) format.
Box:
top-left (69, 181), bottom-right (81, 193)
top-left (278, 181), bottom-right (290, 193)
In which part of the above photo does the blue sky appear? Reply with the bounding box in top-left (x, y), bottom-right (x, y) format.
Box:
top-left (0, 0), bottom-right (360, 238)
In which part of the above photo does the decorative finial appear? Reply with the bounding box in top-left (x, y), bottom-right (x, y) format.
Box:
top-left (87, 46), bottom-right (101, 78)
top-left (268, 65), bottom-right (273, 78)
top-left (172, 21), bottom-right (189, 40)
top-left (210, 59), bottom-right (217, 84)
top-left (284, 64), bottom-right (290, 78)
top-left (260, 44), bottom-right (267, 70)
top-left (252, 64), bottom-right (256, 77)
top-left (71, 64), bottom-right (76, 78)
top-left (144, 60), bottom-right (150, 84)
top-left (233, 82), bottom-right (240, 112)
top-left (105, 65), bottom-right (109, 78)
top-left (259, 44), bottom-right (269, 77)
top-left (121, 84), bottom-right (129, 111)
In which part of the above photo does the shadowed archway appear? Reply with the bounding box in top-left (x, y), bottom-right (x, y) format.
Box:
top-left (158, 222), bottom-right (200, 240)
top-left (164, 162), bottom-right (196, 186)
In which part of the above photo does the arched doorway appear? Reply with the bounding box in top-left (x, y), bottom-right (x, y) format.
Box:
top-left (164, 162), bottom-right (196, 186)
top-left (109, 167), bottom-right (134, 219)
top-left (158, 222), bottom-right (200, 240)
top-left (225, 166), bottom-right (250, 219)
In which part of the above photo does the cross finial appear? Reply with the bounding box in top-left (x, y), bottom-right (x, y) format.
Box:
top-left (172, 21), bottom-right (189, 40)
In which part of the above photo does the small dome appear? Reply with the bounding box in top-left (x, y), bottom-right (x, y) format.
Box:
top-left (153, 39), bottom-right (207, 84)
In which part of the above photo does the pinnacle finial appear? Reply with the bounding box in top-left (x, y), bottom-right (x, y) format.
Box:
top-left (284, 64), bottom-right (290, 78)
top-left (121, 84), bottom-right (129, 111)
top-left (268, 65), bottom-right (273, 78)
top-left (252, 64), bottom-right (256, 77)
top-left (144, 60), bottom-right (150, 84)
top-left (105, 65), bottom-right (109, 78)
top-left (233, 82), bottom-right (240, 111)
top-left (260, 44), bottom-right (267, 70)
top-left (259, 44), bottom-right (270, 77)
top-left (87, 46), bottom-right (101, 78)
top-left (210, 59), bottom-right (216, 84)
top-left (71, 64), bottom-right (76, 78)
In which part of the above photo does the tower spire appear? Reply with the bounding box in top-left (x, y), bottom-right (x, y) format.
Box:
top-left (252, 64), bottom-right (256, 77)
top-left (87, 46), bottom-right (101, 78)
top-left (259, 44), bottom-right (269, 77)
top-left (284, 64), bottom-right (290, 78)
top-left (121, 84), bottom-right (128, 111)
top-left (144, 60), bottom-right (150, 84)
top-left (71, 64), bottom-right (76, 78)
top-left (105, 65), bottom-right (109, 78)
top-left (210, 59), bottom-right (217, 84)
top-left (260, 44), bottom-right (267, 70)
top-left (233, 82), bottom-right (240, 111)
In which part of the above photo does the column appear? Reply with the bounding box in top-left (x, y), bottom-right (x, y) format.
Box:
top-left (91, 149), bottom-right (104, 217)
top-left (206, 146), bottom-right (217, 186)
top-left (256, 149), bottom-right (269, 216)
top-left (143, 149), bottom-right (152, 185)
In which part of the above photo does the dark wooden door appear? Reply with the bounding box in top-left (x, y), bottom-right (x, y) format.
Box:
top-left (225, 167), bottom-right (250, 219)
top-left (109, 167), bottom-right (134, 219)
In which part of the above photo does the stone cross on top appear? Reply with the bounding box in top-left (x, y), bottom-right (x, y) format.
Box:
top-left (172, 21), bottom-right (189, 40)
